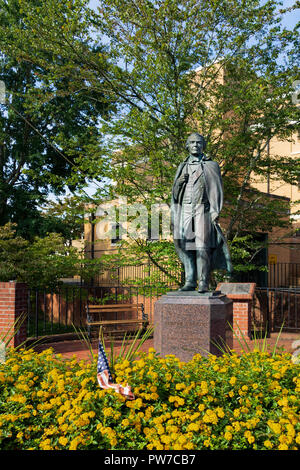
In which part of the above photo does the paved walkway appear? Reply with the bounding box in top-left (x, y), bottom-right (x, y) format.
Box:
top-left (33, 332), bottom-right (299, 362)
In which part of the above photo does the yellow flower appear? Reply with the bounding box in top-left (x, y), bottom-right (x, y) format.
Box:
top-left (103, 407), bottom-right (114, 417)
top-left (278, 443), bottom-right (289, 450)
top-left (216, 407), bottom-right (225, 418)
top-left (233, 421), bottom-right (241, 432)
top-left (264, 440), bottom-right (273, 449)
top-left (184, 442), bottom-right (194, 450)
top-left (175, 383), bottom-right (185, 391)
top-left (187, 422), bottom-right (200, 432)
top-left (229, 377), bottom-right (237, 385)
top-left (161, 435), bottom-right (171, 444)
top-left (224, 431), bottom-right (232, 441)
top-left (69, 436), bottom-right (81, 450)
top-left (246, 434), bottom-right (255, 444)
top-left (203, 410), bottom-right (218, 425)
top-left (267, 420), bottom-right (281, 435)
top-left (39, 438), bottom-right (52, 450)
top-left (177, 434), bottom-right (187, 444)
top-left (58, 436), bottom-right (68, 446)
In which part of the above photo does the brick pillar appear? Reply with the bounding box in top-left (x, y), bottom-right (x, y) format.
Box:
top-left (0, 281), bottom-right (28, 348)
top-left (216, 283), bottom-right (256, 339)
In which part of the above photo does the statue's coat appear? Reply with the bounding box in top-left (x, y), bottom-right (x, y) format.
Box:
top-left (171, 155), bottom-right (232, 273)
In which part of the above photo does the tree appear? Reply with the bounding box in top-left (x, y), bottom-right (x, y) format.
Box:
top-left (92, 0), bottom-right (299, 284)
top-left (2, 0), bottom-right (299, 284)
top-left (0, 223), bottom-right (103, 289)
top-left (39, 195), bottom-right (86, 245)
top-left (0, 0), bottom-right (114, 239)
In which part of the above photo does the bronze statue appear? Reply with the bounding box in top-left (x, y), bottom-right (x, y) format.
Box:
top-left (171, 133), bottom-right (232, 292)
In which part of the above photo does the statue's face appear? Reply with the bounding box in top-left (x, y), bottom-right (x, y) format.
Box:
top-left (186, 135), bottom-right (204, 157)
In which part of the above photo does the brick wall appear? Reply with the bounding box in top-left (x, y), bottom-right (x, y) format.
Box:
top-left (230, 299), bottom-right (252, 338)
top-left (0, 282), bottom-right (28, 348)
top-left (216, 283), bottom-right (256, 339)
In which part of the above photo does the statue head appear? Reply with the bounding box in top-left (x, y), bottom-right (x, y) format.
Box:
top-left (185, 133), bottom-right (206, 156)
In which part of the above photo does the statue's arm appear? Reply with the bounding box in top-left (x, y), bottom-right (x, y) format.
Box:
top-left (172, 165), bottom-right (188, 202)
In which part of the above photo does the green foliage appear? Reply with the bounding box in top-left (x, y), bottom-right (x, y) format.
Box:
top-left (0, 0), bottom-right (298, 275)
top-left (0, 0), bottom-right (114, 239)
top-left (0, 347), bottom-right (299, 450)
top-left (0, 223), bottom-right (102, 289)
top-left (39, 196), bottom-right (86, 244)
top-left (228, 234), bottom-right (268, 274)
top-left (99, 238), bottom-right (182, 288)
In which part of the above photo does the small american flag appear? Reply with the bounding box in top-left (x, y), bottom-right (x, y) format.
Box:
top-left (97, 341), bottom-right (113, 382)
top-left (96, 340), bottom-right (135, 400)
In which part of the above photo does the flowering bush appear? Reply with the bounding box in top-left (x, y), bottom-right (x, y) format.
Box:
top-left (0, 347), bottom-right (299, 450)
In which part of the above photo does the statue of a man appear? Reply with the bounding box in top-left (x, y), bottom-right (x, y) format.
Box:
top-left (171, 132), bottom-right (232, 292)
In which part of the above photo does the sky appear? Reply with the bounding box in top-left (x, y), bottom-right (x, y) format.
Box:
top-left (279, 0), bottom-right (299, 28)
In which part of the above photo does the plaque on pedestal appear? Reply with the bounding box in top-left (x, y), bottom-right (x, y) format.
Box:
top-left (216, 283), bottom-right (255, 296)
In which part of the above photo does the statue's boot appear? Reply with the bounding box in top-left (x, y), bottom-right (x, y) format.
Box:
top-left (179, 282), bottom-right (197, 291)
top-left (179, 251), bottom-right (197, 291)
top-left (196, 249), bottom-right (211, 293)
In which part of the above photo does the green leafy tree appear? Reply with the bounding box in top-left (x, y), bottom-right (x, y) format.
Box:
top-left (0, 223), bottom-right (103, 289)
top-left (92, 0), bottom-right (299, 284)
top-left (0, 0), bottom-right (114, 239)
top-left (39, 195), bottom-right (86, 245)
top-left (2, 0), bottom-right (299, 284)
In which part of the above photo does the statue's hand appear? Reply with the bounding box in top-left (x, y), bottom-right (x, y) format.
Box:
top-left (211, 212), bottom-right (219, 223)
top-left (177, 173), bottom-right (189, 186)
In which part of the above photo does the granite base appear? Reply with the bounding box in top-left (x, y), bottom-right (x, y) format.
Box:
top-left (153, 291), bottom-right (233, 362)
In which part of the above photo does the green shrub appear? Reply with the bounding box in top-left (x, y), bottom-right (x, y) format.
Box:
top-left (0, 347), bottom-right (299, 450)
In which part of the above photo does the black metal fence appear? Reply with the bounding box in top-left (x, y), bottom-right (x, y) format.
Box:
top-left (252, 287), bottom-right (300, 334)
top-left (27, 263), bottom-right (300, 339)
top-left (27, 284), bottom-right (300, 340)
top-left (95, 262), bottom-right (182, 287)
top-left (95, 262), bottom-right (300, 288)
top-left (26, 284), bottom-right (176, 339)
top-left (267, 263), bottom-right (300, 289)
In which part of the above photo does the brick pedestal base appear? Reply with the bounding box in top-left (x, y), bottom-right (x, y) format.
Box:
top-left (216, 283), bottom-right (256, 338)
top-left (0, 282), bottom-right (28, 348)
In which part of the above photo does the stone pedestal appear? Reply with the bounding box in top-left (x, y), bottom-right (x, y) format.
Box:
top-left (154, 291), bottom-right (233, 362)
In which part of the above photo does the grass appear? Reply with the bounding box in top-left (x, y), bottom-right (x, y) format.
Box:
top-left (71, 322), bottom-right (154, 376)
top-left (209, 320), bottom-right (286, 357)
